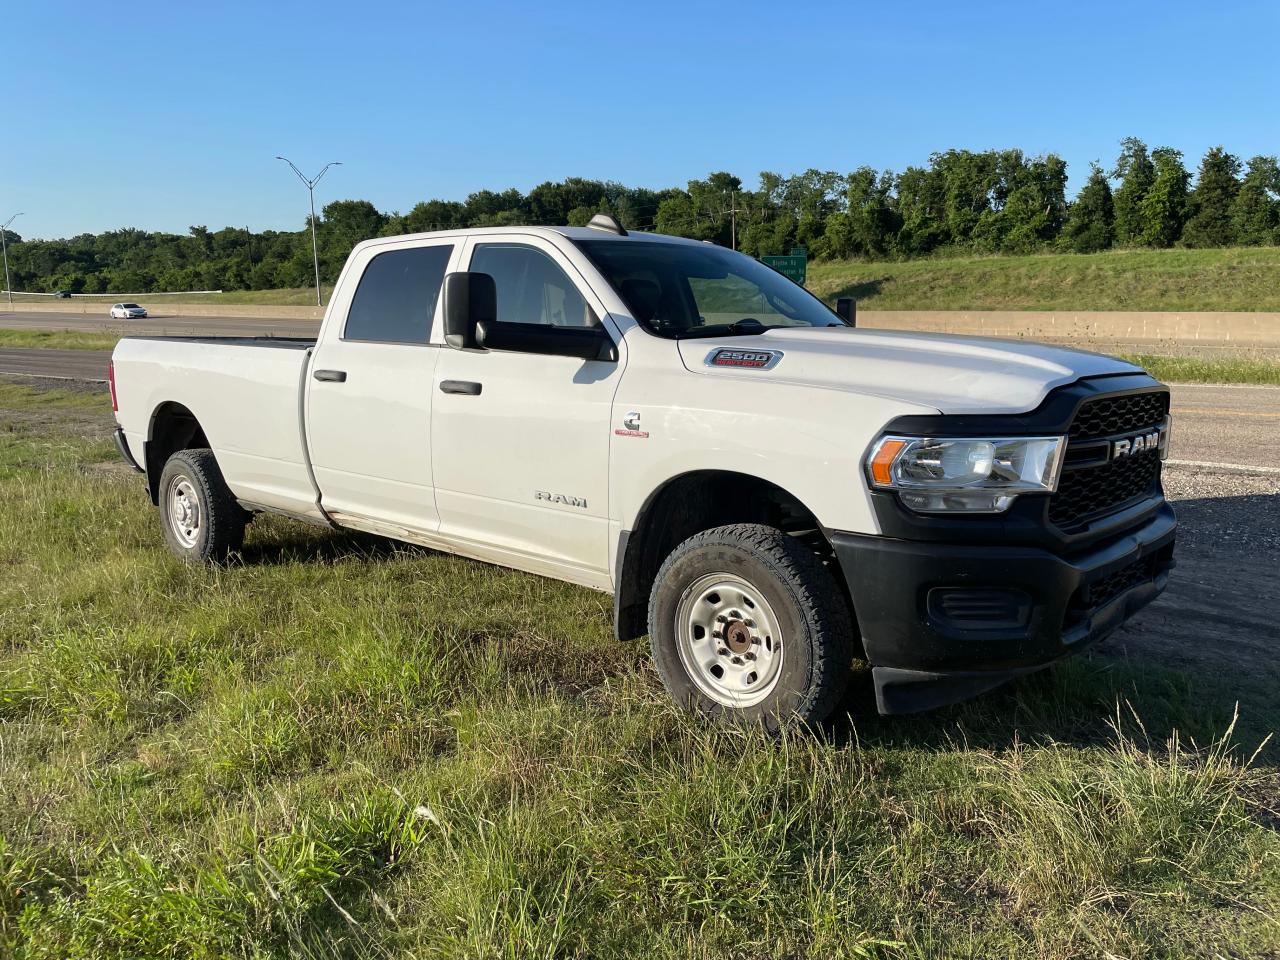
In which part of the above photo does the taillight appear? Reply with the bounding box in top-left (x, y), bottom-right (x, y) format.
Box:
top-left (108, 360), bottom-right (118, 412)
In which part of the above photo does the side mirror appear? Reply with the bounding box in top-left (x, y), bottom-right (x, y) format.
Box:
top-left (835, 297), bottom-right (856, 326)
top-left (476, 320), bottom-right (617, 362)
top-left (443, 272), bottom-right (496, 349)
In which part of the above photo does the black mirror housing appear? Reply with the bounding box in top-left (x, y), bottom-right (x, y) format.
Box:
top-left (443, 272), bottom-right (497, 349)
top-left (835, 297), bottom-right (856, 326)
top-left (477, 320), bottom-right (617, 362)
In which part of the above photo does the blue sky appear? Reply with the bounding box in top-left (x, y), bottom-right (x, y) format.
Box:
top-left (4, 0), bottom-right (1277, 239)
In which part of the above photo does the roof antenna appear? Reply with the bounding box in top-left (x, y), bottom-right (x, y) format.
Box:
top-left (587, 213), bottom-right (627, 236)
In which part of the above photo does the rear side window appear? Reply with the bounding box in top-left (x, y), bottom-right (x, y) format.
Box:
top-left (344, 244), bottom-right (453, 343)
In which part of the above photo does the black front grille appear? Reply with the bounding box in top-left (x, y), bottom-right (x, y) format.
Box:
top-left (1068, 391), bottom-right (1169, 441)
top-left (1086, 555), bottom-right (1158, 609)
top-left (1049, 391), bottom-right (1168, 533)
top-left (1050, 451), bottom-right (1161, 530)
top-left (1063, 550), bottom-right (1167, 632)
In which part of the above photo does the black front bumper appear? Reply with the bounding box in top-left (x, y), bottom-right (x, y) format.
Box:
top-left (832, 501), bottom-right (1177, 714)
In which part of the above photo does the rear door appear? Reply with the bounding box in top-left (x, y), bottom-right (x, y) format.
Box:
top-left (305, 238), bottom-right (460, 533)
top-left (430, 235), bottom-right (622, 586)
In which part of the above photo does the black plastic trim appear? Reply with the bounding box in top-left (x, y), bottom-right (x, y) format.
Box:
top-left (112, 427), bottom-right (144, 473)
top-left (831, 502), bottom-right (1176, 714)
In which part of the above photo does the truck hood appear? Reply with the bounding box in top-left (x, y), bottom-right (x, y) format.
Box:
top-left (677, 326), bottom-right (1141, 415)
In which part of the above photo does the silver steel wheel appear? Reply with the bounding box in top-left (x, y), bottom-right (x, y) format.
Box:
top-left (674, 572), bottom-right (783, 707)
top-left (166, 474), bottom-right (202, 548)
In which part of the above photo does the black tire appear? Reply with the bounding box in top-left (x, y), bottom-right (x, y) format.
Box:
top-left (648, 523), bottom-right (854, 728)
top-left (157, 448), bottom-right (245, 564)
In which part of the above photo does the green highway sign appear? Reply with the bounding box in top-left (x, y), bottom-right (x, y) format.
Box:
top-left (761, 250), bottom-right (807, 286)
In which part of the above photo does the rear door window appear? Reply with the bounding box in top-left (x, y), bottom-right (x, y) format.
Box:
top-left (344, 244), bottom-right (453, 343)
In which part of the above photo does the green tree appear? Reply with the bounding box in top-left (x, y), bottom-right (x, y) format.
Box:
top-left (1112, 137), bottom-right (1154, 245)
top-left (1060, 163), bottom-right (1115, 253)
top-left (1182, 147), bottom-right (1241, 247)
top-left (893, 164), bottom-right (948, 255)
top-left (1230, 156), bottom-right (1280, 245)
top-left (1138, 147), bottom-right (1189, 247)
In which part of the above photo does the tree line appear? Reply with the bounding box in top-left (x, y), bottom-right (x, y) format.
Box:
top-left (4, 138), bottom-right (1279, 295)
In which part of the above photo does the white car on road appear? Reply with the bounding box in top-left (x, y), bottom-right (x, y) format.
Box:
top-left (110, 303), bottom-right (148, 319)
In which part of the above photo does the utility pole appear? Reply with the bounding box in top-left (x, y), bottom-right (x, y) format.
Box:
top-left (724, 190), bottom-right (740, 251)
top-left (1, 212), bottom-right (23, 307)
top-left (275, 157), bottom-right (341, 306)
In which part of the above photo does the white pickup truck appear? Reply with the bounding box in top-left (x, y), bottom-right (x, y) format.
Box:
top-left (109, 216), bottom-right (1176, 723)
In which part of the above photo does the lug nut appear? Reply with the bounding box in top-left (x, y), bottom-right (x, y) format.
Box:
top-left (731, 656), bottom-right (744, 665)
top-left (717, 647), bottom-right (729, 656)
top-left (744, 619), bottom-right (755, 628)
top-left (715, 614), bottom-right (728, 623)
top-left (745, 652), bottom-right (756, 661)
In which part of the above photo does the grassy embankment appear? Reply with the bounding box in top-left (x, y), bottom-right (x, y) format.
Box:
top-left (806, 245), bottom-right (1280, 312)
top-left (6, 286), bottom-right (332, 306)
top-left (0, 379), bottom-right (1277, 957)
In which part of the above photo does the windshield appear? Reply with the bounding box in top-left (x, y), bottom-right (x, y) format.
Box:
top-left (121, 303), bottom-right (141, 308)
top-left (574, 239), bottom-right (845, 339)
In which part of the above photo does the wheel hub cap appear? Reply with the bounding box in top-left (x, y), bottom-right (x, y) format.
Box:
top-left (674, 572), bottom-right (783, 708)
top-left (167, 475), bottom-right (201, 548)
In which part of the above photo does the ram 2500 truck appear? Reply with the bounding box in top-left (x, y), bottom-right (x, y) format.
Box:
top-left (109, 217), bottom-right (1176, 723)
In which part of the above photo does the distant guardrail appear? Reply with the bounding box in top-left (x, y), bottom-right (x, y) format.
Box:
top-left (3, 290), bottom-right (224, 298)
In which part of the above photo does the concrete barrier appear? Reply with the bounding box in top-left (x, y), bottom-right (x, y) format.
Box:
top-left (856, 310), bottom-right (1280, 346)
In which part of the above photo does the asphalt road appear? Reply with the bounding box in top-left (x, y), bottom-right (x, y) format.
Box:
top-left (0, 348), bottom-right (113, 382)
top-left (0, 310), bottom-right (319, 339)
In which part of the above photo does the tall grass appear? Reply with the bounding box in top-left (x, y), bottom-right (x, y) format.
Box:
top-left (1, 381), bottom-right (1277, 957)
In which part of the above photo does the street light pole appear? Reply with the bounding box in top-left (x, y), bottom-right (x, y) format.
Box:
top-left (275, 157), bottom-right (341, 307)
top-left (1, 212), bottom-right (23, 307)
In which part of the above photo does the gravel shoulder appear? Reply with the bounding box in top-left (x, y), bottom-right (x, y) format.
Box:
top-left (1105, 464), bottom-right (1280, 690)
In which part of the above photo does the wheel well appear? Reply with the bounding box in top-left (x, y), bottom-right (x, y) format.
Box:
top-left (614, 470), bottom-right (849, 642)
top-left (145, 402), bottom-right (209, 504)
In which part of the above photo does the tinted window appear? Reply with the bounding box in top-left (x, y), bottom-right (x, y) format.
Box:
top-left (470, 244), bottom-right (595, 328)
top-left (344, 244), bottom-right (452, 343)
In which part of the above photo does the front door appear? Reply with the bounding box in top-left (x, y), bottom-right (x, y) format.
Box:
top-left (431, 235), bottom-right (622, 586)
top-left (306, 238), bottom-right (458, 533)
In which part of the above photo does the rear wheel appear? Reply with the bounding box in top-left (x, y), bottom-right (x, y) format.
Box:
top-left (158, 449), bottom-right (245, 563)
top-left (648, 523), bottom-right (853, 728)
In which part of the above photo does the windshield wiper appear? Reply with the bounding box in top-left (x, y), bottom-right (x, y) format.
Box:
top-left (677, 318), bottom-right (773, 340)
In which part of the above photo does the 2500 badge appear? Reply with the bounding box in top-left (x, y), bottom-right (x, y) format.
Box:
top-left (705, 348), bottom-right (783, 370)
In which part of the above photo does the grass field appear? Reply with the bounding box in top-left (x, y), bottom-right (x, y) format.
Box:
top-left (807, 246), bottom-right (1280, 312)
top-left (1, 379), bottom-right (1277, 958)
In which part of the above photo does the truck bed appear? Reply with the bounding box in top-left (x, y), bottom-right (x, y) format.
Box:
top-left (111, 334), bottom-right (321, 518)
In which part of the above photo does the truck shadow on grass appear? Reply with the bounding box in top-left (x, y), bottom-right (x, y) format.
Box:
top-left (824, 275), bottom-right (888, 304)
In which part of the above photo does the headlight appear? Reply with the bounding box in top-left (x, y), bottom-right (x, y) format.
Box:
top-left (867, 435), bottom-right (1066, 513)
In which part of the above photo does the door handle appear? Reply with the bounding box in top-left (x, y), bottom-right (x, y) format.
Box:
top-left (440, 379), bottom-right (482, 396)
top-left (313, 369), bottom-right (347, 382)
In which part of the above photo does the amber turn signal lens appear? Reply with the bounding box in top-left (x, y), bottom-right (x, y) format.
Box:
top-left (869, 438), bottom-right (907, 486)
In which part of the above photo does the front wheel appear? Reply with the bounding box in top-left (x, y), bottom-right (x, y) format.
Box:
top-left (158, 449), bottom-right (246, 563)
top-left (647, 523), bottom-right (854, 728)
